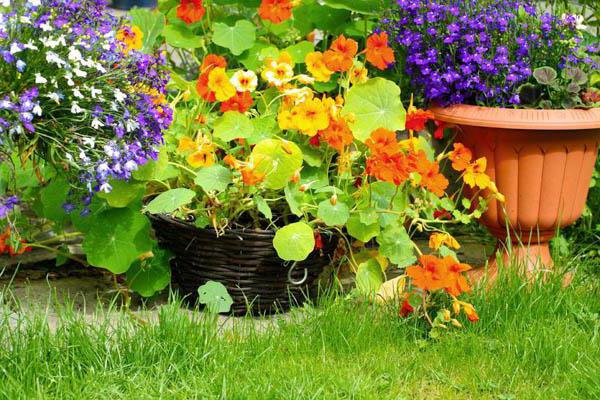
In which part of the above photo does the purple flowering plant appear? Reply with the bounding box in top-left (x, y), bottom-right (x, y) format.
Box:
top-left (380, 0), bottom-right (600, 108)
top-left (0, 0), bottom-right (172, 213)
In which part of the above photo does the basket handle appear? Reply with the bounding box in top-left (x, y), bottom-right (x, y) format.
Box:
top-left (287, 262), bottom-right (308, 285)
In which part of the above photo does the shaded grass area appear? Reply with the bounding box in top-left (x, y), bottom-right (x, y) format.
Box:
top-left (1, 267), bottom-right (599, 400)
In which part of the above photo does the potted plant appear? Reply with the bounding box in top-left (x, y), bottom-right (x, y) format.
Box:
top-left (137, 0), bottom-right (500, 325)
top-left (382, 0), bottom-right (600, 279)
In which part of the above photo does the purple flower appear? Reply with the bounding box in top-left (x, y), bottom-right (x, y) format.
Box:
top-left (0, 196), bottom-right (19, 219)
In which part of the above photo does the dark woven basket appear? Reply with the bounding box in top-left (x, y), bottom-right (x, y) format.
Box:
top-left (148, 214), bottom-right (337, 315)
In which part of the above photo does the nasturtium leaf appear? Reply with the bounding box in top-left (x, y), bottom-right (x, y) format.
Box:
top-left (133, 148), bottom-right (170, 181)
top-left (97, 179), bottom-right (145, 208)
top-left (273, 222), bottom-right (314, 261)
top-left (254, 196), bottom-right (272, 220)
top-left (306, 3), bottom-right (351, 34)
top-left (439, 245), bottom-right (458, 262)
top-left (298, 143), bottom-right (323, 167)
top-left (317, 199), bottom-right (350, 226)
top-left (533, 67), bottom-right (558, 85)
top-left (251, 139), bottom-right (303, 190)
top-left (284, 41), bottom-right (314, 64)
top-left (82, 208), bottom-right (153, 274)
top-left (249, 115), bottom-right (278, 145)
top-left (145, 188), bottom-right (196, 214)
top-left (213, 111), bottom-right (254, 142)
top-left (342, 78), bottom-right (406, 142)
top-left (591, 72), bottom-right (600, 87)
top-left (239, 42), bottom-right (273, 71)
top-left (194, 165), bottom-right (232, 192)
top-left (346, 214), bottom-right (379, 242)
top-left (212, 20), bottom-right (256, 55)
top-left (162, 24), bottom-right (203, 48)
top-left (285, 184), bottom-right (303, 217)
top-left (129, 8), bottom-right (165, 53)
top-left (359, 181), bottom-right (408, 227)
top-left (197, 281), bottom-right (233, 313)
top-left (39, 177), bottom-right (69, 222)
top-left (126, 248), bottom-right (172, 297)
top-left (356, 259), bottom-right (384, 297)
top-left (322, 0), bottom-right (381, 14)
top-left (377, 226), bottom-right (416, 267)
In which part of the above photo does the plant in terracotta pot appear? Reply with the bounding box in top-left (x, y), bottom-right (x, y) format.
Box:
top-left (381, 0), bottom-right (600, 279)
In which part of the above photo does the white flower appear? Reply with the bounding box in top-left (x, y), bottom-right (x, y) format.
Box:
top-left (114, 89), bottom-right (127, 103)
top-left (82, 137), bottom-right (96, 148)
top-left (24, 40), bottom-right (38, 51)
top-left (90, 87), bottom-right (102, 98)
top-left (91, 118), bottom-right (104, 129)
top-left (99, 182), bottom-right (112, 194)
top-left (73, 68), bottom-right (87, 78)
top-left (125, 119), bottom-right (139, 132)
top-left (32, 105), bottom-right (42, 116)
top-left (19, 16), bottom-right (32, 24)
top-left (104, 144), bottom-right (119, 158)
top-left (64, 72), bottom-right (74, 86)
top-left (72, 88), bottom-right (84, 99)
top-left (310, 29), bottom-right (324, 46)
top-left (1, 0), bottom-right (11, 7)
top-left (124, 160), bottom-right (138, 172)
top-left (9, 43), bottom-right (21, 54)
top-left (45, 51), bottom-right (66, 67)
top-left (35, 73), bottom-right (47, 84)
top-left (78, 148), bottom-right (90, 164)
top-left (65, 153), bottom-right (73, 162)
top-left (47, 92), bottom-right (60, 103)
top-left (97, 163), bottom-right (109, 174)
top-left (230, 70), bottom-right (258, 93)
top-left (41, 35), bottom-right (66, 48)
top-left (28, 0), bottom-right (41, 6)
top-left (40, 21), bottom-right (53, 32)
top-left (71, 102), bottom-right (84, 114)
top-left (68, 47), bottom-right (83, 62)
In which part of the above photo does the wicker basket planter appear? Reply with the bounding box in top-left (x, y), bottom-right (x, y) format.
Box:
top-left (148, 214), bottom-right (337, 315)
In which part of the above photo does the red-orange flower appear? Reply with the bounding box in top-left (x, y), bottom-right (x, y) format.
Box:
top-left (406, 255), bottom-right (451, 291)
top-left (220, 91), bottom-right (254, 113)
top-left (200, 54), bottom-right (227, 74)
top-left (0, 228), bottom-right (31, 257)
top-left (448, 143), bottom-right (473, 172)
top-left (258, 0), bottom-right (293, 24)
top-left (176, 0), bottom-right (206, 24)
top-left (366, 152), bottom-right (409, 186)
top-left (319, 117), bottom-right (353, 153)
top-left (405, 108), bottom-right (435, 132)
top-left (365, 128), bottom-right (400, 156)
top-left (413, 151), bottom-right (449, 197)
top-left (443, 256), bottom-right (472, 297)
top-left (399, 298), bottom-right (414, 318)
top-left (323, 35), bottom-right (358, 72)
top-left (365, 32), bottom-right (395, 70)
top-left (196, 73), bottom-right (216, 102)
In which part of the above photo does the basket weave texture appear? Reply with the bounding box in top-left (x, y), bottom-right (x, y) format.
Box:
top-left (149, 214), bottom-right (336, 315)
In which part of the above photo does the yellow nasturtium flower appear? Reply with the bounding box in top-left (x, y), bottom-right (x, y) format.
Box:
top-left (116, 25), bottom-right (143, 54)
top-left (428, 232), bottom-right (461, 251)
top-left (292, 98), bottom-right (330, 136)
top-left (208, 67), bottom-right (236, 102)
top-left (305, 51), bottom-right (334, 82)
top-left (463, 157), bottom-right (491, 190)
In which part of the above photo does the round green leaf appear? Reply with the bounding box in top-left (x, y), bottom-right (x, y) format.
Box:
top-left (197, 281), bottom-right (233, 313)
top-left (273, 222), bottom-right (315, 261)
top-left (322, 0), bottom-right (382, 14)
top-left (162, 24), bottom-right (203, 48)
top-left (376, 226), bottom-right (416, 268)
top-left (251, 139), bottom-right (303, 190)
top-left (212, 20), bottom-right (256, 55)
top-left (145, 188), bottom-right (196, 214)
top-left (284, 41), bottom-right (314, 64)
top-left (342, 78), bottom-right (406, 142)
top-left (213, 111), bottom-right (254, 142)
top-left (97, 180), bottom-right (145, 208)
top-left (356, 259), bottom-right (384, 297)
top-left (39, 177), bottom-right (69, 223)
top-left (126, 248), bottom-right (172, 297)
top-left (194, 165), bottom-right (232, 192)
top-left (82, 208), bottom-right (153, 274)
top-left (346, 214), bottom-right (380, 242)
top-left (317, 199), bottom-right (349, 226)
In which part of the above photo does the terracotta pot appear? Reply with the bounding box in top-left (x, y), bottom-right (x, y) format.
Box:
top-left (431, 105), bottom-right (600, 279)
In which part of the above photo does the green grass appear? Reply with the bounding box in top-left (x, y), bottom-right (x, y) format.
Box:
top-left (1, 268), bottom-right (599, 400)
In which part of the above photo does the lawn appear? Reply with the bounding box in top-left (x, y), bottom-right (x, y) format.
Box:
top-left (1, 264), bottom-right (599, 400)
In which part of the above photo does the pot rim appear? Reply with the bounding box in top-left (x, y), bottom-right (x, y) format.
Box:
top-left (430, 104), bottom-right (600, 130)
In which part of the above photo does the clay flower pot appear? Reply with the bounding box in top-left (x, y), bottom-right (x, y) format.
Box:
top-left (431, 105), bottom-right (600, 279)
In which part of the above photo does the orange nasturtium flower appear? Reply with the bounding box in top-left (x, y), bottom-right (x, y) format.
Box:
top-left (405, 108), bottom-right (435, 133)
top-left (429, 232), bottom-right (460, 251)
top-left (413, 152), bottom-right (449, 197)
top-left (305, 51), bottom-right (334, 83)
top-left (196, 54), bottom-right (228, 103)
top-left (207, 67), bottom-right (236, 102)
top-left (116, 25), bottom-right (143, 54)
top-left (177, 136), bottom-right (215, 168)
top-left (443, 256), bottom-right (472, 297)
top-left (463, 157), bottom-right (491, 190)
top-left (365, 128), bottom-right (400, 156)
top-left (448, 142), bottom-right (473, 172)
top-left (200, 54), bottom-right (227, 73)
top-left (406, 255), bottom-right (451, 291)
top-left (319, 117), bottom-right (353, 153)
top-left (323, 35), bottom-right (358, 72)
top-left (258, 0), bottom-right (294, 24)
top-left (220, 91), bottom-right (254, 113)
top-left (176, 0), bottom-right (206, 24)
top-left (365, 32), bottom-right (395, 70)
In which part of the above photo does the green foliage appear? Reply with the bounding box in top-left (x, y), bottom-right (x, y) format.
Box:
top-left (129, 8), bottom-right (165, 53)
top-left (273, 222), bottom-right (315, 261)
top-left (251, 139), bottom-right (303, 190)
top-left (197, 281), bottom-right (234, 313)
top-left (126, 248), bottom-right (172, 297)
top-left (355, 259), bottom-right (385, 296)
top-left (97, 180), bottom-right (146, 208)
top-left (376, 226), bottom-right (416, 268)
top-left (82, 207), bottom-right (154, 274)
top-left (213, 112), bottom-right (254, 142)
top-left (194, 165), bottom-right (232, 193)
top-left (162, 24), bottom-right (204, 48)
top-left (212, 20), bottom-right (256, 55)
top-left (317, 199), bottom-right (350, 226)
top-left (145, 188), bottom-right (196, 214)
